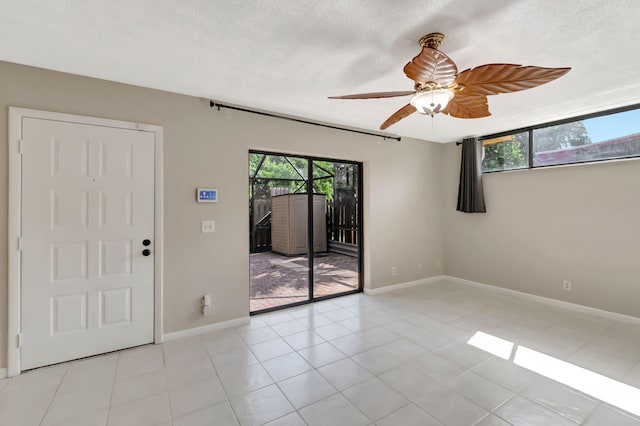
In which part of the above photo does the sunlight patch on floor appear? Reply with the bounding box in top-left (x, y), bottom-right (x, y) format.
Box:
top-left (467, 331), bottom-right (640, 417)
top-left (467, 331), bottom-right (514, 360)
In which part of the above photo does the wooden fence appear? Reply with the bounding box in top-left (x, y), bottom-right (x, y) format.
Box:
top-left (326, 193), bottom-right (358, 245)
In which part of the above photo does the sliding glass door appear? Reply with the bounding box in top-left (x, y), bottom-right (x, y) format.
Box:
top-left (249, 151), bottom-right (362, 314)
top-left (312, 160), bottom-right (361, 299)
top-left (249, 154), bottom-right (310, 312)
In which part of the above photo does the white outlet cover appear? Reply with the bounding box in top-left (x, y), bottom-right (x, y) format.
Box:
top-left (201, 220), bottom-right (215, 233)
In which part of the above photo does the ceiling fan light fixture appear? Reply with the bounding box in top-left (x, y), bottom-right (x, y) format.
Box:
top-left (330, 32), bottom-right (571, 129)
top-left (410, 89), bottom-right (454, 116)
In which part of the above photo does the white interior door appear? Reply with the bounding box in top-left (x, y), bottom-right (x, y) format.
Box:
top-left (20, 117), bottom-right (155, 370)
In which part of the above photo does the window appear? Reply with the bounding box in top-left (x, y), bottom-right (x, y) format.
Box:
top-left (482, 132), bottom-right (529, 172)
top-left (481, 105), bottom-right (640, 172)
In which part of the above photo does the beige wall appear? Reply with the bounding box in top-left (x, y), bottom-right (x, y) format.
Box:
top-left (442, 142), bottom-right (640, 318)
top-left (5, 58), bottom-right (637, 372)
top-left (0, 61), bottom-right (445, 369)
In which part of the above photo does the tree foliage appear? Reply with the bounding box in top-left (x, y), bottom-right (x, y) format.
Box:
top-left (249, 153), bottom-right (335, 200)
top-left (482, 133), bottom-right (529, 172)
top-left (533, 121), bottom-right (592, 151)
top-left (482, 120), bottom-right (592, 171)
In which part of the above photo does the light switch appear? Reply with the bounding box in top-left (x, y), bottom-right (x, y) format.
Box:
top-left (201, 220), bottom-right (215, 233)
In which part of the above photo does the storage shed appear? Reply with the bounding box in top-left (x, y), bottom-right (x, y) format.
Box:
top-left (271, 194), bottom-right (327, 255)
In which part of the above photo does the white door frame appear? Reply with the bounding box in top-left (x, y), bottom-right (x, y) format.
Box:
top-left (7, 107), bottom-right (164, 377)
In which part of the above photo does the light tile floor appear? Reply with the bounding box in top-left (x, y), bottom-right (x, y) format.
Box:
top-left (2, 280), bottom-right (640, 425)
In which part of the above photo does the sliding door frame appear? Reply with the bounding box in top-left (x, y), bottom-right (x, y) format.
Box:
top-left (249, 150), bottom-right (364, 315)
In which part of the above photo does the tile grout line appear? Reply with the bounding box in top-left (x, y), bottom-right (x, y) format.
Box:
top-left (580, 402), bottom-right (604, 425)
top-left (558, 319), bottom-right (618, 367)
top-left (225, 328), bottom-right (246, 425)
top-left (252, 329), bottom-right (303, 422)
top-left (214, 328), bottom-right (248, 426)
top-left (165, 355), bottom-right (218, 420)
top-left (513, 388), bottom-right (589, 425)
top-left (337, 387), bottom-right (388, 424)
top-left (103, 352), bottom-right (120, 426)
top-left (243, 319), bottom-right (369, 424)
top-left (161, 343), bottom-right (175, 425)
top-left (37, 365), bottom-right (69, 426)
top-left (167, 335), bottom-right (240, 423)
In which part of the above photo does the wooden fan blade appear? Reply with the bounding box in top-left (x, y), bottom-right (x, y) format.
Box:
top-left (329, 91), bottom-right (415, 99)
top-left (403, 47), bottom-right (458, 86)
top-left (455, 64), bottom-right (571, 96)
top-left (441, 93), bottom-right (491, 119)
top-left (380, 103), bottom-right (417, 130)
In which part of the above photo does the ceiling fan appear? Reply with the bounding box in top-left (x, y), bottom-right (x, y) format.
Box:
top-left (329, 33), bottom-right (571, 130)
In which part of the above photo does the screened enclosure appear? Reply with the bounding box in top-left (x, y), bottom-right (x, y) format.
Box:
top-left (249, 151), bottom-right (363, 313)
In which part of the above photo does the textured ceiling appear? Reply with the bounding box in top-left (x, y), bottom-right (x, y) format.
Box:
top-left (1, 1), bottom-right (639, 143)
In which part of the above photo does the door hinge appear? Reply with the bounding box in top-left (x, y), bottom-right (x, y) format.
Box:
top-left (17, 236), bottom-right (22, 251)
top-left (17, 333), bottom-right (22, 349)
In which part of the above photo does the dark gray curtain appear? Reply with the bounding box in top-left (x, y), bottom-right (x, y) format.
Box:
top-left (457, 137), bottom-right (486, 213)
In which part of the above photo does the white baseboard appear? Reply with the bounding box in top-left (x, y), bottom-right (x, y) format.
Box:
top-left (0, 368), bottom-right (6, 379)
top-left (362, 273), bottom-right (640, 325)
top-left (159, 276), bottom-right (639, 341)
top-left (364, 275), bottom-right (447, 295)
top-left (162, 316), bottom-right (250, 342)
top-left (444, 275), bottom-right (640, 326)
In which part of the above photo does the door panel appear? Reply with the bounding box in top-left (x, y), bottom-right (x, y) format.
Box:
top-left (51, 293), bottom-right (88, 335)
top-left (99, 288), bottom-right (132, 327)
top-left (21, 118), bottom-right (155, 370)
top-left (312, 161), bottom-right (361, 299)
top-left (249, 154), bottom-right (310, 312)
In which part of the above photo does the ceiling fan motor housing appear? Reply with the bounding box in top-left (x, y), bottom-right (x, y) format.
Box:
top-left (418, 33), bottom-right (445, 49)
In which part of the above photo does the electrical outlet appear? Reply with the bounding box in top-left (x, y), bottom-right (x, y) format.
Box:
top-left (437, 259), bottom-right (442, 268)
top-left (563, 280), bottom-right (572, 291)
top-left (391, 266), bottom-right (397, 276)
top-left (201, 220), bottom-right (215, 233)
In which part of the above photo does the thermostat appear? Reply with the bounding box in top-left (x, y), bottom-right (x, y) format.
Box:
top-left (197, 188), bottom-right (218, 203)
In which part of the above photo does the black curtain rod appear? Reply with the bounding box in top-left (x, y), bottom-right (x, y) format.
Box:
top-left (209, 100), bottom-right (401, 142)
